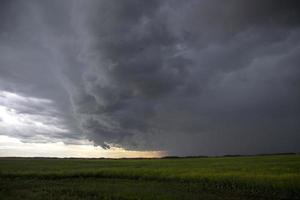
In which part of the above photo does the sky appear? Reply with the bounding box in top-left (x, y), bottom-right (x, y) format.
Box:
top-left (0, 0), bottom-right (300, 157)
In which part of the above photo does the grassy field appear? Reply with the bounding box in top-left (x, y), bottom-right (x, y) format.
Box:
top-left (0, 154), bottom-right (299, 199)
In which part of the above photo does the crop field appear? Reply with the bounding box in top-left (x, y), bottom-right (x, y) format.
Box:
top-left (0, 154), bottom-right (299, 200)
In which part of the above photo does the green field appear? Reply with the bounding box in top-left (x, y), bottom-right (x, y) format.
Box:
top-left (0, 154), bottom-right (299, 200)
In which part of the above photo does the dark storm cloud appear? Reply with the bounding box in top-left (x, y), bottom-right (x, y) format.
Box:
top-left (1, 0), bottom-right (300, 155)
top-left (0, 0), bottom-right (81, 143)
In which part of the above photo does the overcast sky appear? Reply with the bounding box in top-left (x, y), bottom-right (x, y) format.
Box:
top-left (0, 0), bottom-right (299, 157)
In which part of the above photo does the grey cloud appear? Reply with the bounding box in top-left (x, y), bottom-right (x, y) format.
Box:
top-left (66, 0), bottom-right (300, 154)
top-left (0, 0), bottom-right (81, 144)
top-left (1, 0), bottom-right (300, 155)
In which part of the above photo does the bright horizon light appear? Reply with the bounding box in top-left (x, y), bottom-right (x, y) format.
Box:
top-left (0, 135), bottom-right (164, 158)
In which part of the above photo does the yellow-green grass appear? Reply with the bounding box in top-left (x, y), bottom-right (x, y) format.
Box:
top-left (0, 154), bottom-right (299, 199)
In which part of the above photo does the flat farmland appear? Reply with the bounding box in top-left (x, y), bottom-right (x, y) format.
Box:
top-left (0, 155), bottom-right (299, 200)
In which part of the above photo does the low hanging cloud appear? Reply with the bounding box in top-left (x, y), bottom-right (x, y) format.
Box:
top-left (0, 0), bottom-right (300, 155)
top-left (0, 91), bottom-right (71, 143)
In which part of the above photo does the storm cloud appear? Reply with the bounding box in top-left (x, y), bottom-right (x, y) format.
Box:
top-left (0, 0), bottom-right (300, 155)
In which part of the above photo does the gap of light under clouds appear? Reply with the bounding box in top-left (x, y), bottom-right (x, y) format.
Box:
top-left (0, 135), bottom-right (164, 158)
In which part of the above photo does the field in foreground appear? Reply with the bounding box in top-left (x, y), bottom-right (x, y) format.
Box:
top-left (0, 155), bottom-right (299, 200)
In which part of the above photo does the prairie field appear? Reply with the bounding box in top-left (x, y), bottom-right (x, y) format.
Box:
top-left (0, 154), bottom-right (299, 200)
